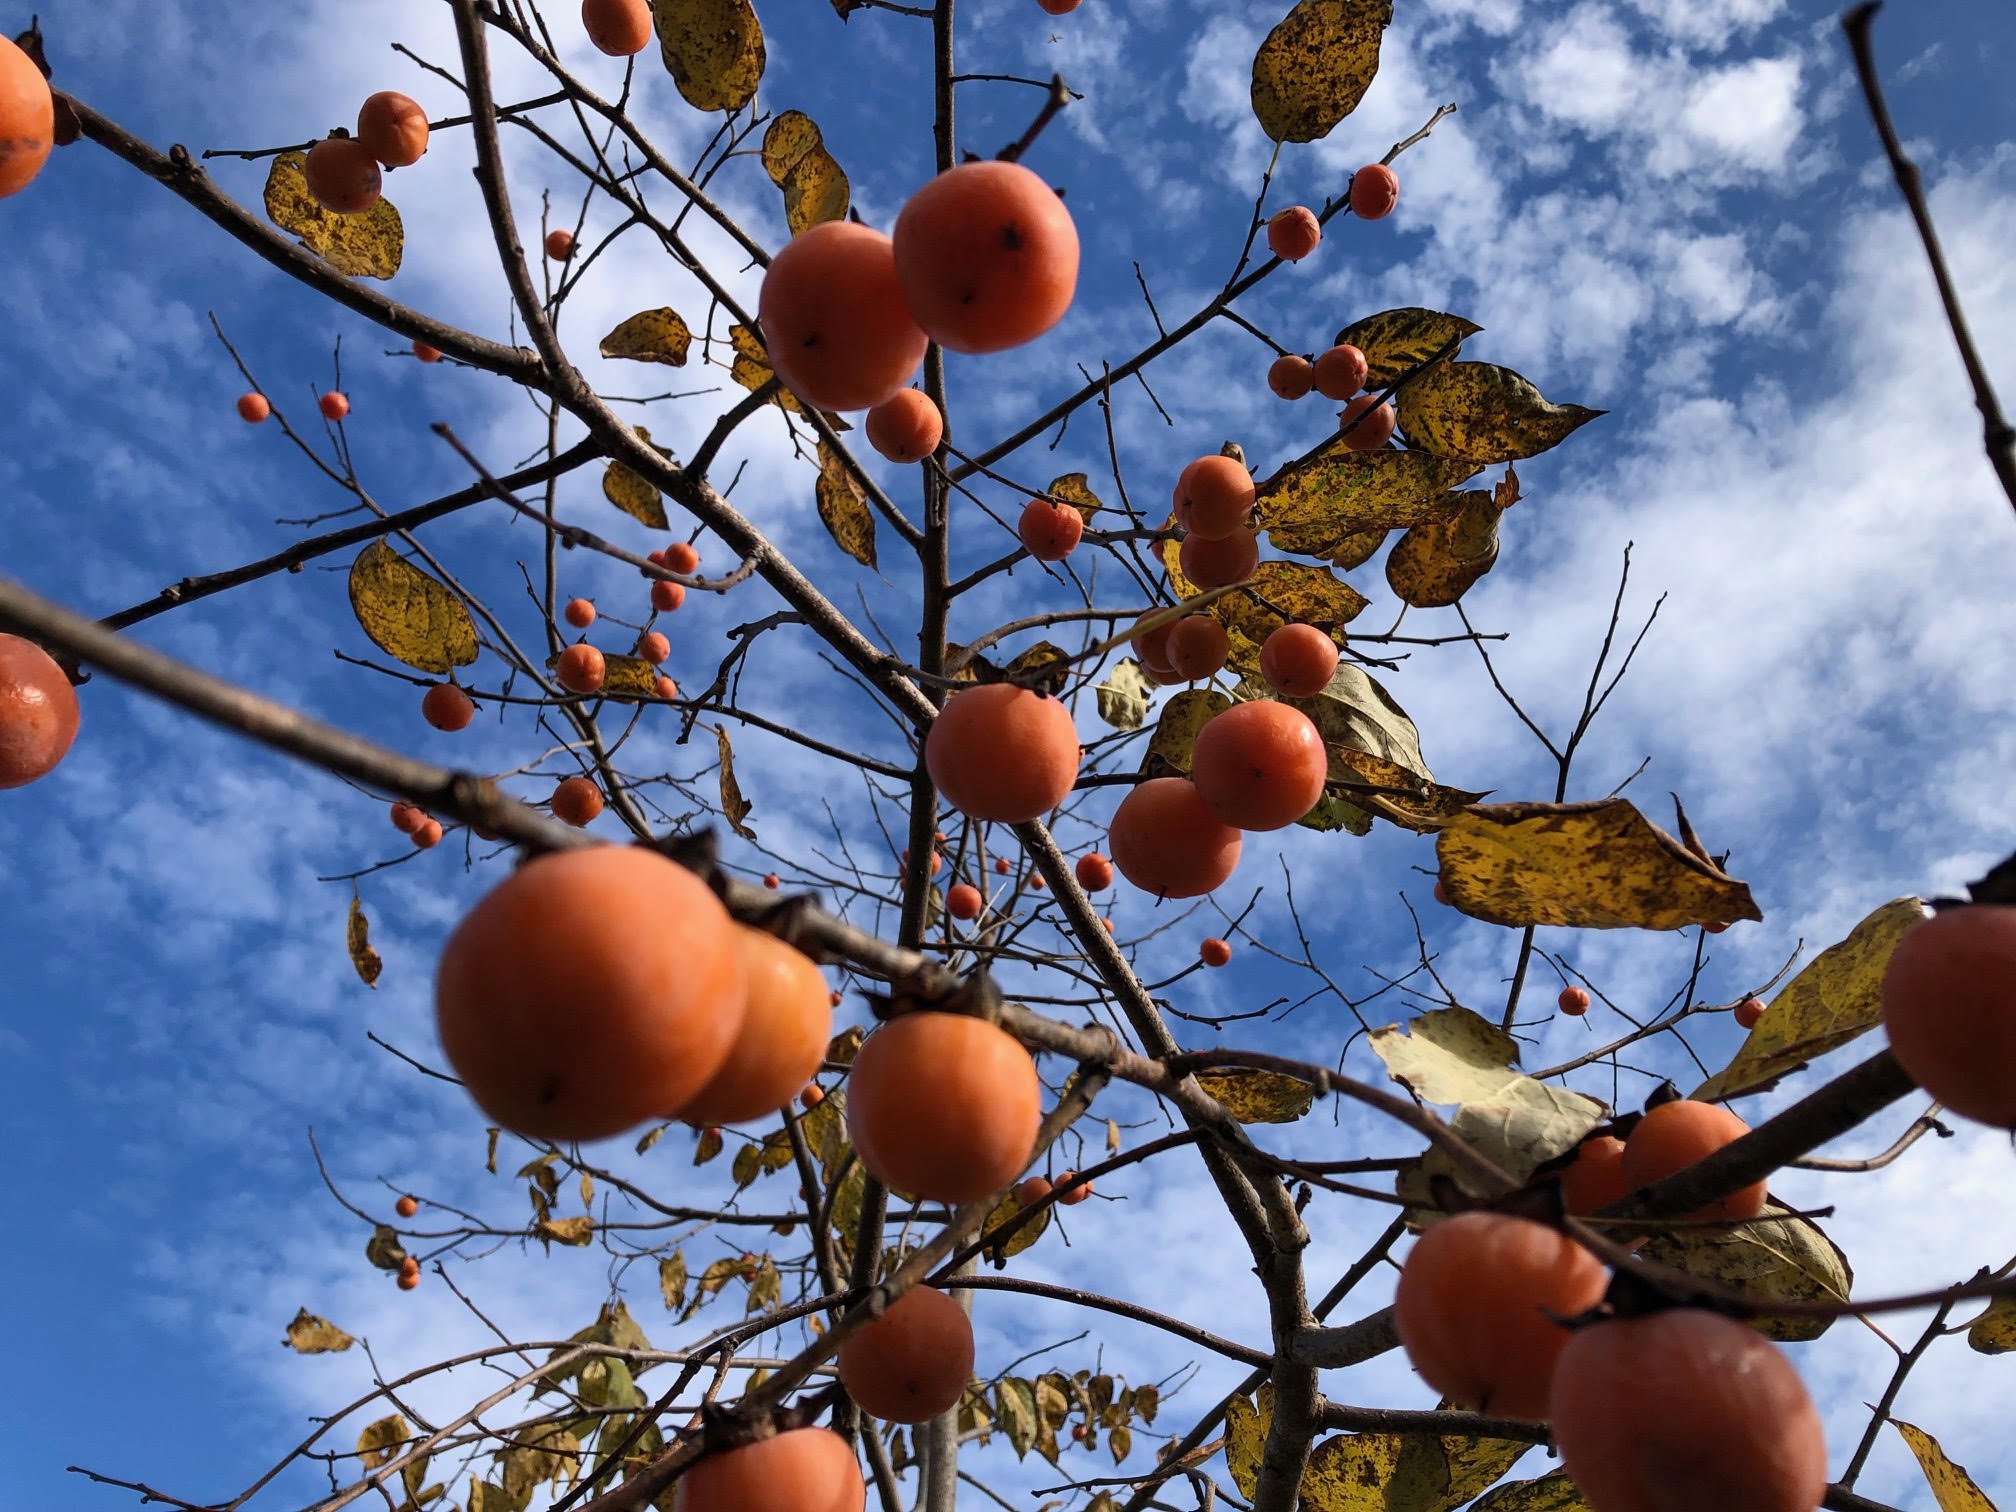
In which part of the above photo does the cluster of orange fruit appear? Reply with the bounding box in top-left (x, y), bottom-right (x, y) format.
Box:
top-left (301, 91), bottom-right (430, 216)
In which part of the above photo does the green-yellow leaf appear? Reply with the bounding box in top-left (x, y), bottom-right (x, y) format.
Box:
top-left (1256, 445), bottom-right (1480, 557)
top-left (1047, 471), bottom-right (1104, 521)
top-left (1335, 307), bottom-right (1483, 387)
top-left (1637, 1201), bottom-right (1852, 1342)
top-left (348, 541), bottom-right (477, 674)
top-left (1398, 360), bottom-right (1603, 463)
top-left (365, 1223), bottom-right (409, 1271)
top-left (714, 724), bottom-right (754, 839)
top-left (500, 1424), bottom-right (580, 1501)
top-left (980, 1186), bottom-right (1051, 1265)
top-left (654, 0), bottom-right (765, 114)
top-left (1894, 1421), bottom-right (2002, 1512)
top-left (603, 426), bottom-right (670, 530)
top-left (815, 439), bottom-right (876, 569)
top-left (1436, 799), bottom-right (1762, 931)
top-left (1370, 1006), bottom-right (1518, 1105)
top-left (1193, 1069), bottom-right (1316, 1124)
top-left (600, 653), bottom-right (659, 698)
top-left (659, 1252), bottom-right (688, 1313)
top-left (358, 1414), bottom-right (410, 1471)
top-left (600, 309), bottom-right (692, 367)
top-left (1145, 687), bottom-right (1230, 775)
top-left (264, 150), bottom-right (403, 280)
top-left (1968, 1293), bottom-right (2016, 1354)
top-left (1694, 898), bottom-right (1926, 1101)
top-left (1163, 540), bottom-right (1369, 674)
top-left (1094, 659), bottom-right (1152, 731)
top-left (346, 895), bottom-right (382, 989)
top-left (1388, 1415), bottom-right (1533, 1512)
top-left (1469, 1472), bottom-right (1592, 1512)
top-left (1386, 489), bottom-right (1507, 608)
top-left (1003, 641), bottom-right (1071, 697)
top-left (782, 145), bottom-right (849, 235)
top-left (694, 1125), bottom-right (724, 1165)
top-left (282, 1307), bottom-right (355, 1354)
top-left (1250, 0), bottom-right (1394, 143)
top-left (997, 1377), bottom-right (1039, 1459)
top-left (762, 111), bottom-right (825, 182)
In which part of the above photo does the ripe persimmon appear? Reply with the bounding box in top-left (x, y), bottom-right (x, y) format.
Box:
top-left (1107, 777), bottom-right (1242, 899)
top-left (397, 1269), bottom-right (420, 1291)
top-left (583, 0), bottom-right (654, 56)
top-left (900, 848), bottom-right (943, 877)
top-left (1057, 1171), bottom-right (1091, 1205)
top-left (638, 631), bottom-right (671, 665)
top-left (1016, 1175), bottom-right (1051, 1206)
top-left (1074, 853), bottom-right (1113, 893)
top-left (1350, 163), bottom-right (1400, 220)
top-left (763, 873), bottom-right (780, 890)
top-left (759, 220), bottom-right (928, 412)
top-left (237, 393), bottom-right (271, 424)
top-left (1882, 904), bottom-right (2016, 1126)
top-left (838, 1285), bottom-right (974, 1423)
top-left (1130, 612), bottom-right (1177, 675)
top-left (1620, 1099), bottom-right (1765, 1223)
top-left (1267, 354), bottom-right (1314, 400)
top-left (1337, 393), bottom-right (1396, 450)
top-left (866, 389), bottom-right (944, 463)
top-left (1189, 699), bottom-right (1328, 831)
top-left (563, 598), bottom-right (596, 629)
top-left (320, 391), bottom-right (350, 422)
top-left (1266, 206), bottom-right (1321, 262)
top-left (1558, 1134), bottom-right (1629, 1217)
top-left (680, 925), bottom-right (832, 1127)
top-left (1734, 996), bottom-right (1765, 1031)
top-left (892, 160), bottom-right (1080, 354)
top-left (0, 34), bottom-right (54, 199)
top-left (1179, 528), bottom-right (1258, 590)
top-left (1199, 937), bottom-right (1231, 968)
top-left (545, 228), bottom-right (576, 261)
top-left (395, 1194), bottom-right (419, 1218)
top-left (846, 1011), bottom-right (1040, 1203)
top-left (421, 683), bottom-right (474, 732)
top-left (1311, 344), bottom-right (1368, 401)
top-left (1558, 985), bottom-right (1590, 1016)
top-left (674, 1426), bottom-right (864, 1512)
top-left (1164, 616), bottom-right (1229, 681)
top-left (436, 846), bottom-right (746, 1142)
top-left (800, 1083), bottom-right (824, 1110)
top-left (1258, 623), bottom-right (1339, 697)
top-left (1550, 1309), bottom-right (1826, 1512)
top-left (946, 882), bottom-right (983, 921)
top-left (356, 91), bottom-right (428, 168)
top-left (1393, 1211), bottom-right (1608, 1420)
top-left (557, 643), bottom-right (606, 694)
top-left (397, 1254), bottom-right (420, 1277)
top-left (411, 818), bottom-right (444, 849)
top-left (924, 684), bottom-right (1080, 824)
top-left (993, 856), bottom-right (1013, 876)
top-left (390, 802), bottom-right (426, 834)
top-left (413, 340), bottom-right (443, 363)
top-left (1038, 0), bottom-right (1081, 13)
top-left (1019, 498), bottom-right (1084, 561)
top-left (655, 675), bottom-right (681, 701)
top-left (1173, 455), bottom-right (1255, 540)
top-left (0, 634), bottom-right (79, 789)
top-left (304, 137), bottom-right (383, 214)
top-left (651, 580), bottom-right (687, 613)
top-left (552, 775), bottom-right (604, 827)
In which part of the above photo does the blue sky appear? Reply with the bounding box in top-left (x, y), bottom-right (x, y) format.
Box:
top-left (4, 1), bottom-right (2016, 1509)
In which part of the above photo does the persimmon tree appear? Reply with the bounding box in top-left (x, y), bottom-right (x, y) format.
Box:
top-left (3, 4), bottom-right (2015, 1512)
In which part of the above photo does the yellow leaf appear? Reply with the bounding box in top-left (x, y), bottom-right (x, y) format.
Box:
top-left (1967, 1294), bottom-right (2016, 1354)
top-left (1436, 799), bottom-right (1762, 931)
top-left (815, 439), bottom-right (876, 569)
top-left (781, 144), bottom-right (849, 235)
top-left (654, 0), bottom-right (765, 114)
top-left (1163, 540), bottom-right (1368, 674)
top-left (1385, 489), bottom-right (1506, 608)
top-left (1256, 445), bottom-right (1479, 557)
top-left (1469, 1472), bottom-right (1592, 1511)
top-left (282, 1307), bottom-right (354, 1354)
top-left (1250, 0), bottom-right (1394, 143)
top-left (1047, 471), bottom-right (1105, 521)
top-left (1895, 1422), bottom-right (2002, 1512)
top-left (1693, 898), bottom-right (1926, 1101)
top-left (1146, 688), bottom-right (1230, 774)
top-left (346, 895), bottom-right (382, 989)
top-left (358, 1414), bottom-right (409, 1471)
top-left (1335, 307), bottom-right (1483, 387)
top-left (1397, 361), bottom-right (1603, 463)
top-left (604, 425), bottom-right (670, 529)
top-left (1637, 1202), bottom-right (1851, 1342)
top-left (1193, 1069), bottom-right (1316, 1124)
top-left (1388, 1417), bottom-right (1533, 1512)
top-left (347, 541), bottom-right (478, 674)
top-left (500, 1424), bottom-right (581, 1501)
top-left (1331, 528), bottom-right (1389, 570)
top-left (601, 653), bottom-right (660, 697)
top-left (980, 1186), bottom-right (1051, 1265)
top-left (263, 150), bottom-right (403, 280)
top-left (600, 308), bottom-right (692, 366)
top-left (693, 1125), bottom-right (724, 1164)
top-left (996, 1378), bottom-right (1039, 1459)
top-left (762, 110), bottom-right (825, 182)
top-left (1230, 1387), bottom-right (1529, 1512)
top-left (659, 1252), bottom-right (688, 1312)
top-left (714, 725), bottom-right (754, 839)
top-left (1003, 641), bottom-right (1071, 697)
top-left (1329, 746), bottom-right (1486, 832)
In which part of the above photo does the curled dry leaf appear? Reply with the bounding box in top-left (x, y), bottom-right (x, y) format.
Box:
top-left (282, 1307), bottom-right (355, 1353)
top-left (346, 895), bottom-right (382, 988)
top-left (1435, 798), bottom-right (1762, 932)
top-left (263, 151), bottom-right (403, 280)
top-left (714, 725), bottom-right (755, 839)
